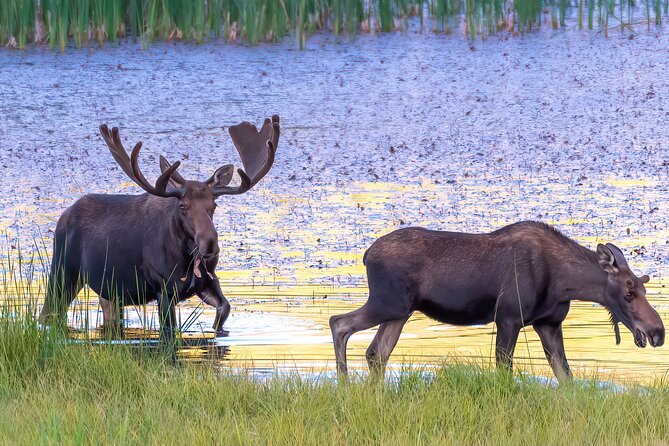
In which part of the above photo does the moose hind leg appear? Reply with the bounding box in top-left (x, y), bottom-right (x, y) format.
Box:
top-left (197, 279), bottom-right (230, 336)
top-left (40, 266), bottom-right (80, 327)
top-left (330, 303), bottom-right (399, 377)
top-left (366, 314), bottom-right (411, 377)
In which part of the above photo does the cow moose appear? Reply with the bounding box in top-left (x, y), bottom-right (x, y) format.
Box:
top-left (330, 221), bottom-right (665, 381)
top-left (40, 115), bottom-right (280, 341)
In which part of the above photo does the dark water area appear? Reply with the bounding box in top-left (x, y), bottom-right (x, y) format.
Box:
top-left (2, 26), bottom-right (669, 380)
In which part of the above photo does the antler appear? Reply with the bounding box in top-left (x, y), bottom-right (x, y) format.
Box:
top-left (99, 124), bottom-right (185, 199)
top-left (211, 115), bottom-right (280, 196)
top-left (159, 155), bottom-right (187, 187)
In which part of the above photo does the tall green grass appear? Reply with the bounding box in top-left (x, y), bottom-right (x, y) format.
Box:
top-left (3, 313), bottom-right (669, 444)
top-left (1, 242), bottom-right (669, 443)
top-left (0, 0), bottom-right (668, 51)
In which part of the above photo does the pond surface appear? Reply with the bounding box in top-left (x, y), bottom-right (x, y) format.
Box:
top-left (1, 25), bottom-right (669, 383)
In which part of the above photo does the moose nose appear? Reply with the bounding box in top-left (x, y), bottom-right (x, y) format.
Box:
top-left (195, 232), bottom-right (219, 258)
top-left (650, 327), bottom-right (665, 348)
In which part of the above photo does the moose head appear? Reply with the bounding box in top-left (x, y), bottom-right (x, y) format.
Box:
top-left (597, 243), bottom-right (665, 348)
top-left (99, 115), bottom-right (280, 261)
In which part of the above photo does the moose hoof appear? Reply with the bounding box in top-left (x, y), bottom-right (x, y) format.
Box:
top-left (215, 328), bottom-right (229, 337)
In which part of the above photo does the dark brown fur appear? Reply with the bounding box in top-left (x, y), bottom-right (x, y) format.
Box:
top-left (42, 191), bottom-right (228, 339)
top-left (40, 117), bottom-right (280, 341)
top-left (331, 221), bottom-right (665, 381)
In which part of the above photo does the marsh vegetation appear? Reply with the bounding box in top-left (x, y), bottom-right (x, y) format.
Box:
top-left (2, 307), bottom-right (669, 444)
top-left (1, 0), bottom-right (668, 50)
top-left (1, 7), bottom-right (669, 443)
top-left (0, 239), bottom-right (666, 443)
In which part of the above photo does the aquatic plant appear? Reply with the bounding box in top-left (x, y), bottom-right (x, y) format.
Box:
top-left (0, 0), bottom-right (667, 50)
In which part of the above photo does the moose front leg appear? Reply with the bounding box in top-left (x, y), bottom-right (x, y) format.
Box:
top-left (533, 322), bottom-right (572, 383)
top-left (99, 296), bottom-right (124, 338)
top-left (495, 319), bottom-right (521, 372)
top-left (197, 278), bottom-right (230, 336)
top-left (157, 292), bottom-right (178, 343)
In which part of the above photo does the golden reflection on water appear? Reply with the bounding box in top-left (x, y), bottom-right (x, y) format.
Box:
top-left (2, 176), bottom-right (669, 384)
top-left (50, 279), bottom-right (669, 384)
top-left (194, 281), bottom-right (669, 384)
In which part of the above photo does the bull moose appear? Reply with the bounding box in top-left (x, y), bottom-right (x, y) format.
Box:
top-left (40, 115), bottom-right (280, 341)
top-left (330, 221), bottom-right (665, 381)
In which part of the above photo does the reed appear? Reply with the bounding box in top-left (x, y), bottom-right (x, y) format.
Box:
top-left (0, 0), bottom-right (667, 50)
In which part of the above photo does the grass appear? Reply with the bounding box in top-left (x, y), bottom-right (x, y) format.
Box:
top-left (1, 243), bottom-right (669, 444)
top-left (0, 0), bottom-right (667, 51)
top-left (3, 316), bottom-right (669, 444)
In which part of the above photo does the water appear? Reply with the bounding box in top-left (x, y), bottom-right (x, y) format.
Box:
top-left (1, 26), bottom-right (669, 383)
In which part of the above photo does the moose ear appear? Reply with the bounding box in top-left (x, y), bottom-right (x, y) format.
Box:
top-left (597, 244), bottom-right (619, 274)
top-left (640, 275), bottom-right (650, 284)
top-left (207, 164), bottom-right (235, 190)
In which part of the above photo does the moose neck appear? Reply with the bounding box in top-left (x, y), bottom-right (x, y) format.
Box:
top-left (554, 254), bottom-right (608, 305)
top-left (170, 200), bottom-right (198, 259)
top-left (146, 195), bottom-right (194, 261)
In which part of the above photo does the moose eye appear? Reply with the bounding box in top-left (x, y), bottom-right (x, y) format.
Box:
top-left (179, 204), bottom-right (188, 211)
top-left (624, 291), bottom-right (634, 302)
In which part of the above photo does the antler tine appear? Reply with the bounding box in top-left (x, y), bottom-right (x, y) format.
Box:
top-left (159, 155), bottom-right (187, 185)
top-left (252, 122), bottom-right (278, 187)
top-left (269, 115), bottom-right (280, 151)
top-left (100, 124), bottom-right (184, 199)
top-left (129, 142), bottom-right (183, 197)
top-left (100, 124), bottom-right (138, 183)
top-left (211, 169), bottom-right (252, 196)
top-left (214, 115), bottom-right (280, 197)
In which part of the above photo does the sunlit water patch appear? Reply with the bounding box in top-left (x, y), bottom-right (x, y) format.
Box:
top-left (56, 280), bottom-right (669, 384)
top-left (2, 176), bottom-right (669, 384)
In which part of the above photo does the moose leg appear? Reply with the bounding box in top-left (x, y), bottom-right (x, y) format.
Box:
top-left (157, 292), bottom-right (178, 343)
top-left (99, 296), bottom-right (123, 338)
top-left (533, 322), bottom-right (572, 382)
top-left (40, 265), bottom-right (81, 327)
top-left (197, 279), bottom-right (231, 336)
top-left (366, 315), bottom-right (411, 377)
top-left (495, 320), bottom-right (521, 372)
top-left (330, 303), bottom-right (394, 377)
